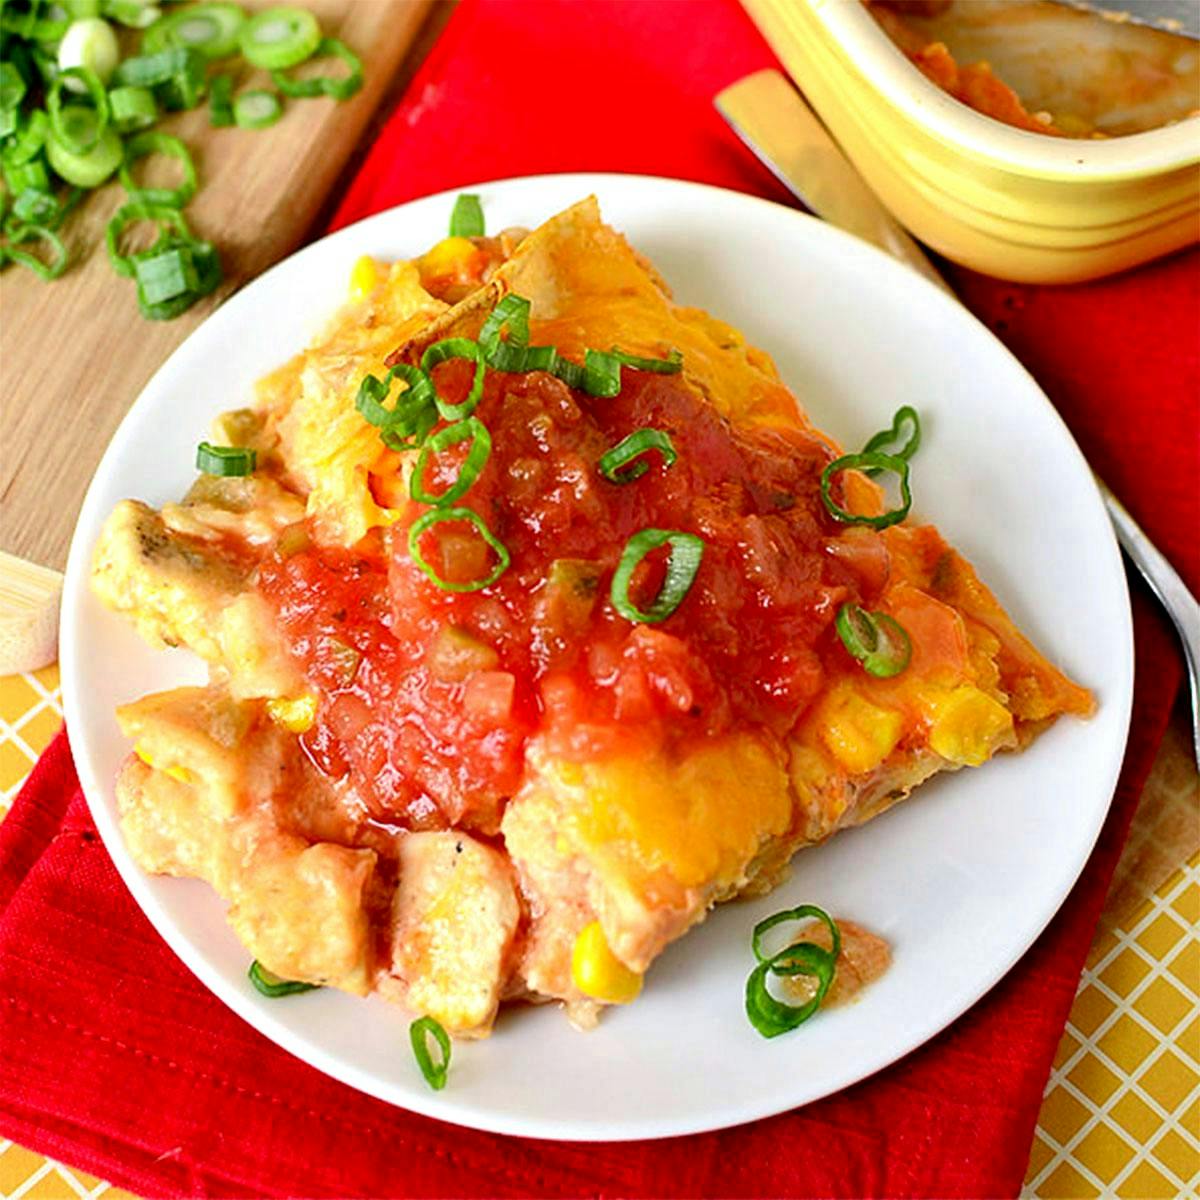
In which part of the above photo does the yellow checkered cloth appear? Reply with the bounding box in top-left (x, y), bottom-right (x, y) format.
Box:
top-left (1, 668), bottom-right (1196, 1199)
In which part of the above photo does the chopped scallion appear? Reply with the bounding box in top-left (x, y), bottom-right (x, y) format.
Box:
top-left (232, 88), bottom-right (281, 130)
top-left (248, 959), bottom-right (316, 996)
top-left (270, 36), bottom-right (361, 100)
top-left (610, 528), bottom-right (704, 624)
top-left (598, 428), bottom-right (677, 484)
top-left (448, 192), bottom-right (484, 238)
top-left (409, 1016), bottom-right (451, 1090)
top-left (119, 129), bottom-right (197, 206)
top-left (410, 417), bottom-right (492, 507)
top-left (238, 5), bottom-right (319, 69)
top-left (408, 506), bottom-right (511, 593)
top-left (196, 440), bottom-right (255, 476)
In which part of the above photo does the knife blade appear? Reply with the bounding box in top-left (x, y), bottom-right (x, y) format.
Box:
top-left (1053, 0), bottom-right (1199, 40)
top-left (715, 68), bottom-right (1200, 768)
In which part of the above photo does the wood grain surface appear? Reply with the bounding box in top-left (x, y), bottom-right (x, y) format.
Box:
top-left (0, 0), bottom-right (434, 570)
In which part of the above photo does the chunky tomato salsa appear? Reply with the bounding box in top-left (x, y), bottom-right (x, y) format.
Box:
top-left (257, 362), bottom-right (885, 832)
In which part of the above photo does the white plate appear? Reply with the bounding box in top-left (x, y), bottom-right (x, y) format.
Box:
top-left (61, 173), bottom-right (1133, 1142)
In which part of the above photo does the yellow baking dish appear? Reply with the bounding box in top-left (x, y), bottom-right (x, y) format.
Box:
top-left (742, 0), bottom-right (1200, 283)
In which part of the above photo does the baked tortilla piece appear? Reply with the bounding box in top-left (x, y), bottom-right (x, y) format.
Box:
top-left (92, 196), bottom-right (1092, 1040)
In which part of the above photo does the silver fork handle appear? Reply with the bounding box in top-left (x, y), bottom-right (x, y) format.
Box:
top-left (1097, 479), bottom-right (1200, 768)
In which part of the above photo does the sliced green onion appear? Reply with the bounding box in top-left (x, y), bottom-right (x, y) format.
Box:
top-left (408, 506), bottom-right (510, 593)
top-left (1, 109), bottom-right (47, 165)
top-left (113, 46), bottom-right (195, 86)
top-left (233, 88), bottom-right (281, 130)
top-left (355, 362), bottom-right (436, 438)
top-left (819, 451), bottom-right (912, 530)
top-left (271, 36), bottom-right (361, 101)
top-left (119, 130), bottom-right (196, 205)
top-left (136, 235), bottom-right (219, 318)
top-left (582, 348), bottom-right (622, 398)
top-left (552, 355), bottom-right (585, 391)
top-left (207, 72), bottom-right (232, 126)
top-left (861, 405), bottom-right (921, 477)
top-left (108, 84), bottom-right (157, 131)
top-left (835, 603), bottom-right (912, 679)
top-left (0, 109), bottom-right (16, 140)
top-left (411, 417), bottom-right (492, 507)
top-left (745, 903), bottom-right (840, 1038)
top-left (134, 240), bottom-right (197, 304)
top-left (10, 186), bottom-right (59, 225)
top-left (5, 224), bottom-right (69, 280)
top-left (238, 5), bottom-right (318, 69)
top-left (155, 48), bottom-right (206, 110)
top-left (248, 959), bottom-right (316, 996)
top-left (105, 199), bottom-right (189, 275)
top-left (420, 337), bottom-right (485, 420)
top-left (449, 192), bottom-right (483, 238)
top-left (478, 292), bottom-right (531, 358)
top-left (48, 67), bottom-right (108, 152)
top-left (142, 1), bottom-right (245, 59)
top-left (745, 940), bottom-right (837, 1038)
top-left (65, 0), bottom-right (104, 18)
top-left (751, 905), bottom-right (841, 964)
top-left (2, 156), bottom-right (50, 196)
top-left (46, 110), bottom-right (121, 186)
top-left (197, 440), bottom-right (255, 476)
top-left (409, 1016), bottom-right (450, 1090)
top-left (611, 528), bottom-right (704, 624)
top-left (0, 61), bottom-right (27, 110)
top-left (57, 16), bottom-right (120, 83)
top-left (102, 0), bottom-right (162, 29)
top-left (610, 347), bottom-right (683, 374)
top-left (598, 428), bottom-right (677, 484)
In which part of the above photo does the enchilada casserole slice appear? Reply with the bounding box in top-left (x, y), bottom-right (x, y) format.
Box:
top-left (92, 197), bottom-right (1093, 1038)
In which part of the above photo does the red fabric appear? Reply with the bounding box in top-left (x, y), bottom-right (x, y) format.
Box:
top-left (2, 1), bottom-right (1196, 1196)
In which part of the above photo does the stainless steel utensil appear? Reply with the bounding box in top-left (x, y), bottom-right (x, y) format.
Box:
top-left (716, 69), bottom-right (1200, 767)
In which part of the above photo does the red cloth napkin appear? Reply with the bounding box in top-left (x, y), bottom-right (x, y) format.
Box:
top-left (2, 2), bottom-right (1196, 1196)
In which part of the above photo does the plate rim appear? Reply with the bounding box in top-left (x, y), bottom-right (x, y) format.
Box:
top-left (60, 171), bottom-right (1134, 1142)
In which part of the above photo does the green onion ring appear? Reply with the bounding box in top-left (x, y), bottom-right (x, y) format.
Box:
top-left (2, 156), bottom-right (50, 195)
top-left (5, 224), bottom-right (69, 280)
top-left (45, 111), bottom-right (122, 187)
top-left (478, 292), bottom-right (530, 358)
top-left (409, 1016), bottom-right (451, 1090)
top-left (449, 192), bottom-right (483, 238)
top-left (751, 904), bottom-right (842, 964)
top-left (410, 417), bottom-right (491, 507)
top-left (610, 528), bottom-right (704, 624)
top-left (1, 109), bottom-right (48, 165)
top-left (610, 347), bottom-right (683, 374)
top-left (835, 603), bottom-right (912, 679)
top-left (113, 47), bottom-right (198, 87)
top-left (142, 2), bottom-right (246, 59)
top-left (108, 84), bottom-right (157, 131)
top-left (820, 450), bottom-right (912, 530)
top-left (233, 88), bottom-right (281, 130)
top-left (581, 349), bottom-right (622, 398)
top-left (135, 236), bottom-right (221, 319)
top-left (420, 337), bottom-right (485, 420)
top-left (105, 200), bottom-right (190, 276)
top-left (196, 441), bottom-right (255, 476)
top-left (862, 405), bottom-right (921, 477)
top-left (407, 506), bottom-right (510, 593)
top-left (270, 36), bottom-right (362, 101)
top-left (745, 940), bottom-right (836, 1038)
top-left (10, 187), bottom-right (60, 225)
top-left (208, 72), bottom-right (233, 126)
top-left (239, 5), bottom-right (320, 69)
top-left (248, 959), bottom-right (317, 997)
top-left (119, 130), bottom-right (197, 206)
top-left (598, 428), bottom-right (677, 484)
top-left (47, 66), bottom-right (108, 152)
top-left (355, 363), bottom-right (436, 437)
top-left (0, 61), bottom-right (27, 111)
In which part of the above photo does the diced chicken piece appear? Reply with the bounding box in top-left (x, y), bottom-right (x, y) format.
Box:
top-left (388, 832), bottom-right (520, 1036)
top-left (91, 500), bottom-right (246, 661)
top-left (229, 836), bottom-right (375, 995)
top-left (116, 685), bottom-right (377, 995)
top-left (215, 592), bottom-right (308, 702)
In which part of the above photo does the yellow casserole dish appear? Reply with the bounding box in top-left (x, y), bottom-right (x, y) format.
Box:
top-left (742, 0), bottom-right (1200, 282)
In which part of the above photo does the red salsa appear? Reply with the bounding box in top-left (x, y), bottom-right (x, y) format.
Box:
top-left (257, 364), bottom-right (885, 832)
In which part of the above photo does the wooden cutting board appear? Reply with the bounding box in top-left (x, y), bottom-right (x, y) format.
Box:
top-left (0, 0), bottom-right (434, 571)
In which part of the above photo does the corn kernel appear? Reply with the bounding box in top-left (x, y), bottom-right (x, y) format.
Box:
top-left (133, 743), bottom-right (193, 784)
top-left (418, 236), bottom-right (479, 280)
top-left (266, 694), bottom-right (318, 734)
top-left (571, 921), bottom-right (643, 1004)
top-left (348, 255), bottom-right (379, 302)
top-left (928, 685), bottom-right (1014, 766)
top-left (815, 682), bottom-right (904, 775)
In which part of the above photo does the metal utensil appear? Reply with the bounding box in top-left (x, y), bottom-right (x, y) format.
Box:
top-left (1053, 0), bottom-right (1200, 40)
top-left (716, 69), bottom-right (1200, 767)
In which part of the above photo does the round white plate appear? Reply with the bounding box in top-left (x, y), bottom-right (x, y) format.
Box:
top-left (61, 173), bottom-right (1133, 1141)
